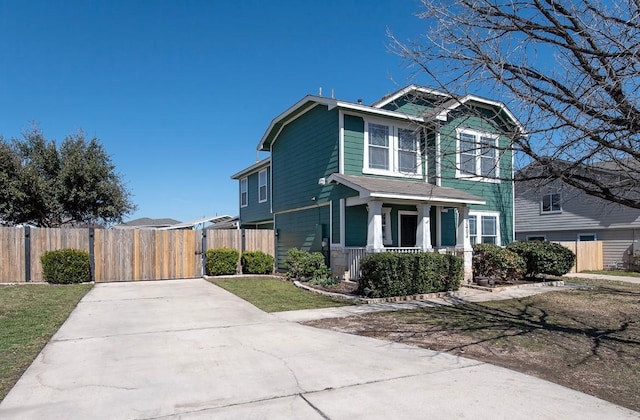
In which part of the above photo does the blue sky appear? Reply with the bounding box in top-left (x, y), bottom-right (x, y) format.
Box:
top-left (0, 0), bottom-right (429, 223)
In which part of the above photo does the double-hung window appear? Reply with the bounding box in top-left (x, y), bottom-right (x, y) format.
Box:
top-left (240, 177), bottom-right (248, 207)
top-left (541, 193), bottom-right (561, 214)
top-left (468, 211), bottom-right (500, 245)
top-left (364, 120), bottom-right (421, 177)
top-left (258, 169), bottom-right (268, 203)
top-left (456, 129), bottom-right (499, 180)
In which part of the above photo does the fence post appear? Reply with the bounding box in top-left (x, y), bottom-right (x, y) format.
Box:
top-left (24, 226), bottom-right (31, 282)
top-left (202, 228), bottom-right (207, 276)
top-left (89, 228), bottom-right (95, 281)
top-left (241, 228), bottom-right (246, 253)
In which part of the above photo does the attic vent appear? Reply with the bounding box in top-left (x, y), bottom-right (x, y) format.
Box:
top-left (357, 98), bottom-right (363, 104)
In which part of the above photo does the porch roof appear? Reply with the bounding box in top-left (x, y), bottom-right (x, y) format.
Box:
top-left (327, 173), bottom-right (486, 206)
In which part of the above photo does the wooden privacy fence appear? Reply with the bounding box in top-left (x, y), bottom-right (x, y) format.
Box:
top-left (0, 227), bottom-right (274, 283)
top-left (556, 240), bottom-right (603, 273)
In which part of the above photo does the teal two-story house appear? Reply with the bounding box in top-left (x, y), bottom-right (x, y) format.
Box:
top-left (232, 85), bottom-right (523, 281)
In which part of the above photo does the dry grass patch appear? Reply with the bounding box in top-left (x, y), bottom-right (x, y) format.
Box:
top-left (305, 279), bottom-right (640, 412)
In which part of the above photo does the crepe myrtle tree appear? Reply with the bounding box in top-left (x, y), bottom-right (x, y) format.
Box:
top-left (0, 126), bottom-right (136, 227)
top-left (390, 0), bottom-right (640, 208)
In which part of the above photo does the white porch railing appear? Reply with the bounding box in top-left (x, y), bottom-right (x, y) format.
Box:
top-left (346, 247), bottom-right (461, 281)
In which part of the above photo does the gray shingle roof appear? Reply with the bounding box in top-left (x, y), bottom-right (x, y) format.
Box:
top-left (328, 174), bottom-right (485, 205)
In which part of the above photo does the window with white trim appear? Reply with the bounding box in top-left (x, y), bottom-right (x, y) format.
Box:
top-left (541, 193), bottom-right (561, 214)
top-left (468, 211), bottom-right (500, 245)
top-left (364, 120), bottom-right (422, 177)
top-left (240, 177), bottom-right (248, 207)
top-left (456, 128), bottom-right (499, 180)
top-left (258, 169), bottom-right (268, 203)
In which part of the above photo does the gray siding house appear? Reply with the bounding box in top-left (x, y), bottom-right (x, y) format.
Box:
top-left (515, 177), bottom-right (640, 269)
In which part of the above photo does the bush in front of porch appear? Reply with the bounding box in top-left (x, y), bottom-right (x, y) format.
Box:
top-left (358, 253), bottom-right (463, 298)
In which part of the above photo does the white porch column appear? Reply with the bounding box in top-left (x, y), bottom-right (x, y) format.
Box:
top-left (415, 204), bottom-right (433, 252)
top-left (456, 206), bottom-right (473, 283)
top-left (455, 206), bottom-right (472, 251)
top-left (366, 200), bottom-right (384, 252)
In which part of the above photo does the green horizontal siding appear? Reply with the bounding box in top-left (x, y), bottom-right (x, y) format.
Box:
top-left (239, 167), bottom-right (272, 224)
top-left (439, 115), bottom-right (514, 244)
top-left (274, 206), bottom-right (330, 270)
top-left (272, 105), bottom-right (339, 213)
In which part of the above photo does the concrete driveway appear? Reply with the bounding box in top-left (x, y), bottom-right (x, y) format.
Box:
top-left (0, 278), bottom-right (636, 419)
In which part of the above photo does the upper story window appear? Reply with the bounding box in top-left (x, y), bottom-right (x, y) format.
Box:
top-left (456, 128), bottom-right (499, 181)
top-left (468, 211), bottom-right (500, 245)
top-left (240, 177), bottom-right (248, 208)
top-left (541, 193), bottom-right (561, 214)
top-left (364, 120), bottom-right (422, 177)
top-left (258, 169), bottom-right (268, 203)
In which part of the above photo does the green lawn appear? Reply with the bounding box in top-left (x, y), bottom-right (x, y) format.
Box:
top-left (582, 270), bottom-right (640, 278)
top-left (0, 283), bottom-right (92, 401)
top-left (210, 277), bottom-right (353, 312)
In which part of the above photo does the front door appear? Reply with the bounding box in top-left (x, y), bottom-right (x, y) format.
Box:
top-left (400, 214), bottom-right (418, 247)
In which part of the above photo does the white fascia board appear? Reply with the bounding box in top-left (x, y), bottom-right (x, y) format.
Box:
top-left (257, 95), bottom-right (326, 151)
top-left (327, 99), bottom-right (424, 123)
top-left (369, 192), bottom-right (486, 206)
top-left (230, 157), bottom-right (271, 179)
top-left (371, 85), bottom-right (449, 108)
top-left (435, 95), bottom-right (526, 134)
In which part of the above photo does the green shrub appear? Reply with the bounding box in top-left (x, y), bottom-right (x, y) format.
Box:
top-left (241, 251), bottom-right (274, 274)
top-left (205, 248), bottom-right (239, 276)
top-left (358, 252), bottom-right (463, 298)
top-left (473, 243), bottom-right (526, 282)
top-left (40, 249), bottom-right (91, 284)
top-left (506, 241), bottom-right (576, 277)
top-left (285, 248), bottom-right (331, 281)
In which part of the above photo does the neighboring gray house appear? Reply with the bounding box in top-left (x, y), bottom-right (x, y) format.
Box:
top-left (515, 166), bottom-right (640, 269)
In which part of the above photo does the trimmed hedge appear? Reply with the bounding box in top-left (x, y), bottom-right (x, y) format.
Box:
top-left (40, 249), bottom-right (91, 284)
top-left (205, 247), bottom-right (239, 276)
top-left (473, 243), bottom-right (525, 282)
top-left (285, 248), bottom-right (331, 281)
top-left (359, 252), bottom-right (463, 298)
top-left (241, 251), bottom-right (274, 274)
top-left (506, 241), bottom-right (575, 277)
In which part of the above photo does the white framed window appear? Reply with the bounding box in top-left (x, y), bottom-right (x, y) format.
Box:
top-left (382, 207), bottom-right (392, 245)
top-left (578, 233), bottom-right (597, 241)
top-left (258, 169), bottom-right (268, 203)
top-left (468, 211), bottom-right (500, 245)
top-left (456, 128), bottom-right (499, 181)
top-left (541, 193), bottom-right (561, 214)
top-left (240, 177), bottom-right (248, 208)
top-left (526, 235), bottom-right (547, 241)
top-left (363, 119), bottom-right (422, 177)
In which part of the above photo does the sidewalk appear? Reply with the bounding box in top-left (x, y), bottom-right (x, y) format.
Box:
top-left (564, 272), bottom-right (640, 284)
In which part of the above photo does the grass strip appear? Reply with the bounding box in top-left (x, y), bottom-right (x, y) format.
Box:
top-left (0, 283), bottom-right (92, 401)
top-left (211, 277), bottom-right (352, 312)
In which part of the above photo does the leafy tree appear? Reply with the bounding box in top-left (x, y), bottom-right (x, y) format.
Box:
top-left (391, 0), bottom-right (640, 208)
top-left (0, 127), bottom-right (136, 227)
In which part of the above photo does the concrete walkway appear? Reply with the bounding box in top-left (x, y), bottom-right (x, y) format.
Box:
top-left (564, 272), bottom-right (640, 284)
top-left (0, 279), bottom-right (637, 419)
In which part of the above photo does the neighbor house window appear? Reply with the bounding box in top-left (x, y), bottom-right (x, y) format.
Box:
top-left (364, 120), bottom-right (422, 177)
top-left (541, 193), bottom-right (561, 213)
top-left (578, 233), bottom-right (597, 241)
top-left (258, 169), bottom-right (268, 203)
top-left (240, 177), bottom-right (248, 207)
top-left (468, 211), bottom-right (500, 245)
top-left (456, 129), bottom-right (499, 180)
top-left (526, 235), bottom-right (546, 241)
